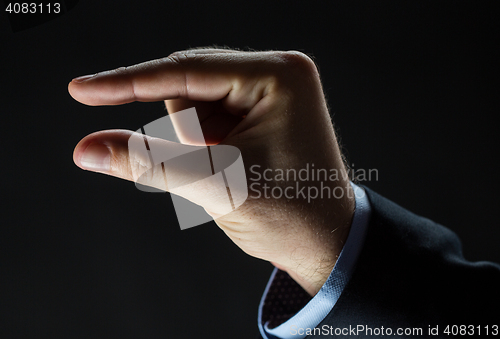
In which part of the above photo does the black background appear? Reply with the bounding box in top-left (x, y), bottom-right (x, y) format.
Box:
top-left (1, 1), bottom-right (498, 338)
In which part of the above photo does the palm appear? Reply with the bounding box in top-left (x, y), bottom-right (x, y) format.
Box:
top-left (165, 99), bottom-right (245, 145)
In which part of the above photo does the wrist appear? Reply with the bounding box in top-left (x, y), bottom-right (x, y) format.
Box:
top-left (277, 184), bottom-right (355, 296)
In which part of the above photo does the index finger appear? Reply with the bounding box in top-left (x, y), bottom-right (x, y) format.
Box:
top-left (68, 52), bottom-right (277, 106)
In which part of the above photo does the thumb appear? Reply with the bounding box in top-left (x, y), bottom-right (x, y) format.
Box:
top-left (74, 129), bottom-right (248, 219)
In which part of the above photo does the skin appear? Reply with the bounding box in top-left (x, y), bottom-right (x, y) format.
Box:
top-left (70, 48), bottom-right (355, 296)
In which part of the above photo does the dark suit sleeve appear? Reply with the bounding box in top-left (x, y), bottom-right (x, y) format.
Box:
top-left (304, 187), bottom-right (500, 338)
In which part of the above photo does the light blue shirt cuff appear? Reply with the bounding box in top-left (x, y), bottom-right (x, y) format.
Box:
top-left (258, 182), bottom-right (371, 339)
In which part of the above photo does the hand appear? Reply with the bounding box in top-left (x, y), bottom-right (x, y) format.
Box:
top-left (69, 48), bottom-right (355, 296)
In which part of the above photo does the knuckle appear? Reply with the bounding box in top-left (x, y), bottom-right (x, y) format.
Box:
top-left (278, 50), bottom-right (319, 75)
top-left (165, 53), bottom-right (183, 65)
top-left (124, 137), bottom-right (168, 190)
top-left (263, 51), bottom-right (321, 95)
top-left (129, 153), bottom-right (150, 180)
top-left (110, 66), bottom-right (129, 77)
top-left (166, 51), bottom-right (191, 64)
top-left (113, 138), bottom-right (150, 182)
top-left (114, 150), bottom-right (138, 181)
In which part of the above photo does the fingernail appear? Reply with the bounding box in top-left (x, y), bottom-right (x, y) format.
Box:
top-left (72, 73), bottom-right (97, 83)
top-left (80, 143), bottom-right (111, 171)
